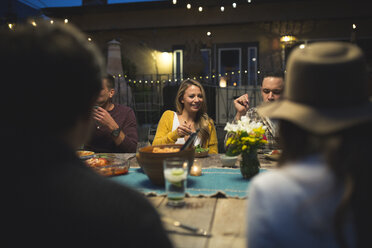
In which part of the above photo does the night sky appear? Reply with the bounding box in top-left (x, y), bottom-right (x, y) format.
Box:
top-left (20, 0), bottom-right (161, 8)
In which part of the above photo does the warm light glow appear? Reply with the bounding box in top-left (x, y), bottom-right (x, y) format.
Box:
top-left (233, 82), bottom-right (237, 86)
top-left (252, 58), bottom-right (256, 61)
top-left (8, 23), bottom-right (14, 29)
top-left (187, 3), bottom-right (191, 9)
top-left (299, 44), bottom-right (306, 49)
top-left (161, 52), bottom-right (172, 63)
top-left (87, 37), bottom-right (92, 41)
top-left (247, 0), bottom-right (251, 3)
top-left (244, 70), bottom-right (248, 74)
top-left (118, 74), bottom-right (122, 77)
top-left (31, 21), bottom-right (37, 27)
top-left (257, 70), bottom-right (261, 74)
top-left (172, 0), bottom-right (176, 4)
top-left (151, 51), bottom-right (173, 74)
top-left (352, 24), bottom-right (357, 29)
top-left (219, 77), bottom-right (227, 88)
top-left (198, 6), bottom-right (203, 12)
top-left (207, 31), bottom-right (211, 36)
top-left (50, 20), bottom-right (54, 24)
top-left (232, 2), bottom-right (237, 8)
top-left (64, 19), bottom-right (68, 24)
top-left (280, 35), bottom-right (297, 43)
top-left (190, 163), bottom-right (202, 176)
top-left (220, 6), bottom-right (225, 12)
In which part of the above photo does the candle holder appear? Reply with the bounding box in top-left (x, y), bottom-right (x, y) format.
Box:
top-left (190, 159), bottom-right (202, 176)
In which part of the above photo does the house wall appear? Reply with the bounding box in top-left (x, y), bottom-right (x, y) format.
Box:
top-left (44, 1), bottom-right (372, 78)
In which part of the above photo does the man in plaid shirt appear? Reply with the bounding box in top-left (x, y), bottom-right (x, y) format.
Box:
top-left (233, 71), bottom-right (284, 151)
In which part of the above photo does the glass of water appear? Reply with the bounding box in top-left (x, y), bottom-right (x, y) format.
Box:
top-left (163, 157), bottom-right (188, 207)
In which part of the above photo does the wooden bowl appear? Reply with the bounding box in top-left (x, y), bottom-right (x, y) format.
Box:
top-left (195, 150), bottom-right (209, 158)
top-left (136, 144), bottom-right (195, 186)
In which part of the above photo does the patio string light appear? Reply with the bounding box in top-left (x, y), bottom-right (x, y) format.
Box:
top-left (116, 69), bottom-right (262, 87)
top-left (172, 0), bottom-right (253, 12)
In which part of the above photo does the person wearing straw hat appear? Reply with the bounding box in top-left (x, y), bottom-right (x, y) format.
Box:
top-left (246, 42), bottom-right (372, 248)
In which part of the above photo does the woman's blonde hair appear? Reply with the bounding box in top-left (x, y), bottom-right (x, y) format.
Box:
top-left (175, 79), bottom-right (212, 147)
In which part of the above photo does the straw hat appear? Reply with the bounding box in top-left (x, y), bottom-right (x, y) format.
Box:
top-left (258, 41), bottom-right (372, 134)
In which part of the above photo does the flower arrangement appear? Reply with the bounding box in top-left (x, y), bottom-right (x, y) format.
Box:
top-left (224, 116), bottom-right (267, 156)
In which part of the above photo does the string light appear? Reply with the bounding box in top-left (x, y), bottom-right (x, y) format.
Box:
top-left (186, 3), bottom-right (191, 9)
top-left (87, 37), bottom-right (92, 41)
top-left (31, 21), bottom-right (37, 27)
top-left (50, 20), bottom-right (54, 24)
top-left (198, 6), bottom-right (203, 12)
top-left (299, 44), bottom-right (305, 49)
top-left (232, 3), bottom-right (237, 8)
top-left (172, 0), bottom-right (176, 4)
top-left (247, 0), bottom-right (251, 3)
top-left (207, 31), bottom-right (211, 36)
top-left (352, 24), bottom-right (357, 30)
top-left (64, 19), bottom-right (68, 24)
top-left (220, 6), bottom-right (225, 12)
top-left (8, 23), bottom-right (14, 30)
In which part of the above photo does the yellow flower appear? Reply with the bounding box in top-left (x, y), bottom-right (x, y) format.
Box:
top-left (226, 137), bottom-right (232, 146)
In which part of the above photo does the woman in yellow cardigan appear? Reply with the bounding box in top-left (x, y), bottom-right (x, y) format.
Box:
top-left (152, 79), bottom-right (218, 154)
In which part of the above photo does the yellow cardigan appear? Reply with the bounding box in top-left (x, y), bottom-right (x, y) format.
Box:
top-left (152, 110), bottom-right (218, 154)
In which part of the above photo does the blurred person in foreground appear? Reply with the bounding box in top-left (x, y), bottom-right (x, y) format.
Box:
top-left (232, 71), bottom-right (284, 151)
top-left (153, 79), bottom-right (218, 153)
top-left (246, 42), bottom-right (372, 248)
top-left (84, 74), bottom-right (138, 153)
top-left (0, 21), bottom-right (172, 248)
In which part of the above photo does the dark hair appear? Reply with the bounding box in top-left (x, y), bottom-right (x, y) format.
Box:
top-left (0, 20), bottom-right (104, 135)
top-left (262, 70), bottom-right (285, 80)
top-left (278, 120), bottom-right (371, 248)
top-left (103, 74), bottom-right (115, 90)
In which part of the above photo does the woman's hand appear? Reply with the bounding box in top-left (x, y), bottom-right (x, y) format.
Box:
top-left (177, 121), bottom-right (192, 137)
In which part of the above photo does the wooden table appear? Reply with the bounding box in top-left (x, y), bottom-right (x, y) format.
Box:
top-left (118, 153), bottom-right (277, 248)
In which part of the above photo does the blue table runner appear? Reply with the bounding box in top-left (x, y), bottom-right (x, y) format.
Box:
top-left (110, 167), bottom-right (267, 198)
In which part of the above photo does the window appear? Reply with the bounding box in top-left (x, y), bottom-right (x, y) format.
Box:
top-left (218, 48), bottom-right (241, 86)
top-left (173, 49), bottom-right (183, 81)
top-left (248, 47), bottom-right (258, 86)
top-left (200, 48), bottom-right (211, 79)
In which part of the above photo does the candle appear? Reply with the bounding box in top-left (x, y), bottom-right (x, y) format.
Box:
top-left (190, 160), bottom-right (202, 176)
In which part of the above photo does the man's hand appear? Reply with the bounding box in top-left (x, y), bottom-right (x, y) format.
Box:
top-left (93, 107), bottom-right (118, 131)
top-left (234, 93), bottom-right (250, 120)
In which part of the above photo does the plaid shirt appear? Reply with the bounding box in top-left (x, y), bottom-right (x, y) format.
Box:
top-left (245, 108), bottom-right (279, 151)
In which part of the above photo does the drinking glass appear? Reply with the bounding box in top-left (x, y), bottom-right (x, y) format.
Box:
top-left (163, 157), bottom-right (188, 207)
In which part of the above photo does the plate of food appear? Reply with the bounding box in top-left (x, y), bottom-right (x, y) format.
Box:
top-left (76, 150), bottom-right (95, 160)
top-left (194, 145), bottom-right (209, 158)
top-left (264, 149), bottom-right (281, 161)
top-left (84, 154), bottom-right (129, 176)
